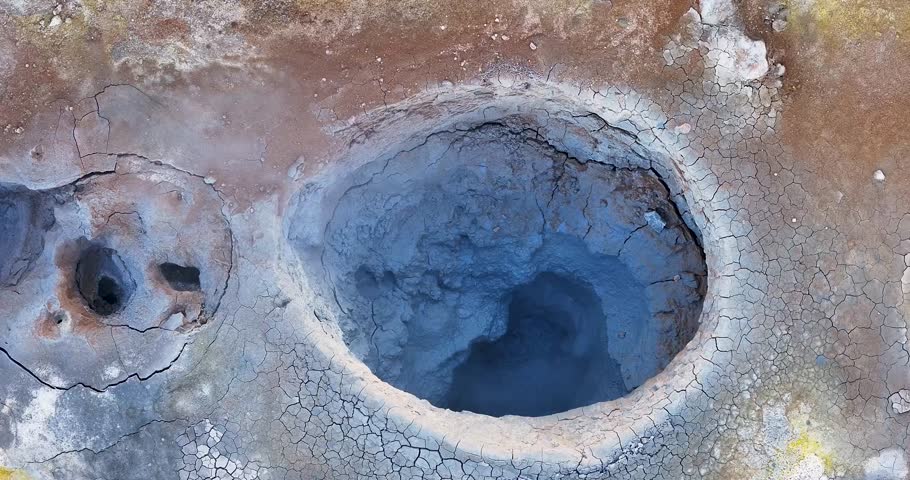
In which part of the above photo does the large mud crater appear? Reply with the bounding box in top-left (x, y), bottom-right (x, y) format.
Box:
top-left (290, 114), bottom-right (707, 417)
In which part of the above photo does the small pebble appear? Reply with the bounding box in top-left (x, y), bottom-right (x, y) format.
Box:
top-left (529, 42), bottom-right (537, 51)
top-left (772, 63), bottom-right (786, 77)
top-left (873, 169), bottom-right (886, 181)
top-left (204, 176), bottom-right (216, 185)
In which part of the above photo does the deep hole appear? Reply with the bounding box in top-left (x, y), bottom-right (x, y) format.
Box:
top-left (75, 245), bottom-right (135, 316)
top-left (158, 262), bottom-right (201, 292)
top-left (447, 272), bottom-right (626, 417)
top-left (97, 276), bottom-right (121, 306)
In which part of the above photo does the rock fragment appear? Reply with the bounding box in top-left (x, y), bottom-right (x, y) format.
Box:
top-left (700, 0), bottom-right (736, 25)
top-left (645, 211), bottom-right (666, 231)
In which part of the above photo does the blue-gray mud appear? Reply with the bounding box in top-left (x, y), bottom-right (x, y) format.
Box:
top-left (0, 183), bottom-right (55, 288)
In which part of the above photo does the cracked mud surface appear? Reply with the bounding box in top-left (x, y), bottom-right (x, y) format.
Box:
top-left (1, 0), bottom-right (910, 479)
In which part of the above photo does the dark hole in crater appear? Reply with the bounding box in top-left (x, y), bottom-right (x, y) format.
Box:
top-left (76, 245), bottom-right (135, 316)
top-left (97, 276), bottom-right (121, 305)
top-left (447, 272), bottom-right (626, 417)
top-left (159, 262), bottom-right (201, 291)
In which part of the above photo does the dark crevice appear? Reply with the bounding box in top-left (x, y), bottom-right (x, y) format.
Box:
top-left (0, 341), bottom-right (188, 393)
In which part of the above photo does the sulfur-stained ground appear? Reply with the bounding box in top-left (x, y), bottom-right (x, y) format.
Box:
top-left (0, 0), bottom-right (909, 479)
